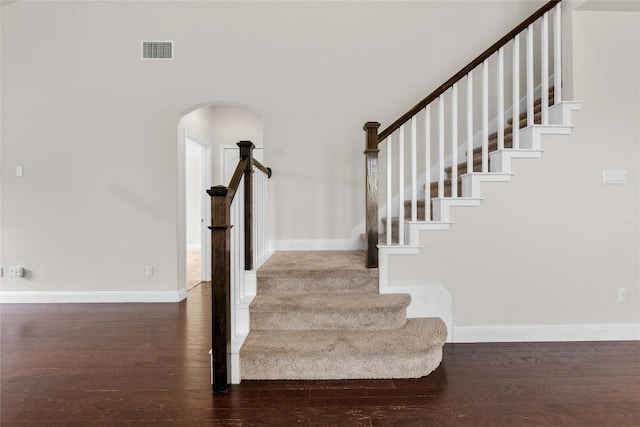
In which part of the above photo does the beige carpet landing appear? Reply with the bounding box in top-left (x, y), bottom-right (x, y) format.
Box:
top-left (240, 251), bottom-right (447, 380)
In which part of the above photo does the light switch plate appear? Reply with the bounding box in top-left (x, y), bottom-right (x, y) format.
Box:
top-left (602, 170), bottom-right (627, 184)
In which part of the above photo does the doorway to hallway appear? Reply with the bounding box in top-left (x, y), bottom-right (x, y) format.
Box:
top-left (178, 103), bottom-right (264, 297)
top-left (185, 135), bottom-right (208, 290)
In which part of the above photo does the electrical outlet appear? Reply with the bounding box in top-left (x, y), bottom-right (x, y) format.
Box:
top-left (145, 265), bottom-right (154, 277)
top-left (9, 266), bottom-right (24, 278)
top-left (618, 288), bottom-right (628, 303)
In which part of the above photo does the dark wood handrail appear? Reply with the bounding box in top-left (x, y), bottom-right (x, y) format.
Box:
top-left (254, 159), bottom-right (272, 178)
top-left (378, 0), bottom-right (560, 141)
top-left (226, 158), bottom-right (248, 202)
top-left (364, 0), bottom-right (561, 269)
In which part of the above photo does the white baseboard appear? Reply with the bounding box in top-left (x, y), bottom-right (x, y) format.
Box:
top-left (0, 289), bottom-right (188, 303)
top-left (453, 323), bottom-right (640, 343)
top-left (269, 239), bottom-right (360, 251)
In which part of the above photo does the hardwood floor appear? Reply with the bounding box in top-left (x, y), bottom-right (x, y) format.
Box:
top-left (2, 284), bottom-right (639, 426)
top-left (186, 247), bottom-right (203, 291)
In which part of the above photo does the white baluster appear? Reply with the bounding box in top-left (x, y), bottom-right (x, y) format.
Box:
top-left (253, 175), bottom-right (258, 267)
top-left (541, 12), bottom-right (549, 125)
top-left (264, 172), bottom-right (268, 260)
top-left (466, 71), bottom-right (473, 176)
top-left (451, 83), bottom-right (458, 198)
top-left (264, 172), bottom-right (268, 259)
top-left (526, 24), bottom-right (534, 127)
top-left (262, 173), bottom-right (266, 260)
top-left (256, 174), bottom-right (261, 263)
top-left (238, 184), bottom-right (244, 295)
top-left (438, 96), bottom-right (445, 198)
top-left (497, 47), bottom-right (504, 151)
top-left (386, 136), bottom-right (392, 245)
top-left (424, 105), bottom-right (431, 221)
top-left (253, 175), bottom-right (264, 268)
top-left (231, 186), bottom-right (240, 302)
top-left (259, 171), bottom-right (265, 265)
top-left (398, 126), bottom-right (405, 245)
top-left (259, 174), bottom-right (262, 266)
top-left (411, 116), bottom-right (417, 221)
top-left (260, 173), bottom-right (265, 263)
top-left (554, 3), bottom-right (562, 104)
top-left (512, 34), bottom-right (520, 149)
top-left (482, 59), bottom-right (489, 173)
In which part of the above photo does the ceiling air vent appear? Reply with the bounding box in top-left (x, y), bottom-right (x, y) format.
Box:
top-left (141, 41), bottom-right (173, 60)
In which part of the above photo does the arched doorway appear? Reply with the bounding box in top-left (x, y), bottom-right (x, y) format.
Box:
top-left (177, 103), bottom-right (264, 295)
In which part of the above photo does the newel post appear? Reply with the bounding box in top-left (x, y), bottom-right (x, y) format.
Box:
top-left (238, 141), bottom-right (255, 271)
top-left (207, 185), bottom-right (232, 393)
top-left (363, 122), bottom-right (380, 268)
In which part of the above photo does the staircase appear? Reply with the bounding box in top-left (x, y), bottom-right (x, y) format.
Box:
top-left (240, 251), bottom-right (447, 380)
top-left (214, 0), bottom-right (579, 387)
top-left (431, 88), bottom-right (554, 198)
top-left (384, 87), bottom-right (556, 237)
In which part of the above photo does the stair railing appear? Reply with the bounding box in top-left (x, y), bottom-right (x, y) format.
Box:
top-left (363, 0), bottom-right (562, 268)
top-left (207, 141), bottom-right (272, 393)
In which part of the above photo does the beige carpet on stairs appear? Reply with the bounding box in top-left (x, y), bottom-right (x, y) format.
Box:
top-left (240, 251), bottom-right (447, 380)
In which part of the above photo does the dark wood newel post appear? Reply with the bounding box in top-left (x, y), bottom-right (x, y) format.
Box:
top-left (238, 141), bottom-right (255, 271)
top-left (363, 122), bottom-right (380, 268)
top-left (207, 185), bottom-right (232, 394)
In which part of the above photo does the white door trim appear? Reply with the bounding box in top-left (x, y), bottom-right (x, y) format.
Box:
top-left (220, 144), bottom-right (263, 184)
top-left (185, 132), bottom-right (212, 282)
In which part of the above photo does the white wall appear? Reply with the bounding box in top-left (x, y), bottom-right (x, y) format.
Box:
top-left (388, 9), bottom-right (640, 333)
top-left (1, 0), bottom-right (555, 298)
top-left (210, 105), bottom-right (263, 185)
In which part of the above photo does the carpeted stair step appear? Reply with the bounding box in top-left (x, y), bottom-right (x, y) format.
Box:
top-left (382, 216), bottom-right (413, 240)
top-left (435, 90), bottom-right (557, 187)
top-left (507, 87), bottom-right (555, 127)
top-left (402, 198), bottom-right (430, 218)
top-left (382, 199), bottom-right (429, 222)
top-left (378, 90), bottom-right (558, 244)
top-left (445, 156), bottom-right (485, 180)
top-left (359, 232), bottom-right (400, 245)
top-left (507, 98), bottom-right (553, 129)
top-left (257, 251), bottom-right (378, 295)
top-left (429, 179), bottom-right (462, 198)
top-left (378, 232), bottom-right (399, 244)
top-left (383, 199), bottom-right (438, 239)
top-left (242, 251), bottom-right (447, 380)
top-left (241, 317), bottom-right (447, 380)
top-left (250, 292), bottom-right (411, 331)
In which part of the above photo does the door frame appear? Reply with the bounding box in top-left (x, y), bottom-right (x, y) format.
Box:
top-left (186, 132), bottom-right (212, 282)
top-left (220, 144), bottom-right (264, 184)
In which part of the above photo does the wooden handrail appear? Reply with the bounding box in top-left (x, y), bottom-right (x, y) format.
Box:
top-left (364, 0), bottom-right (561, 269)
top-left (254, 159), bottom-right (272, 178)
top-left (208, 141), bottom-right (271, 393)
top-left (378, 0), bottom-right (560, 141)
top-left (226, 158), bottom-right (249, 202)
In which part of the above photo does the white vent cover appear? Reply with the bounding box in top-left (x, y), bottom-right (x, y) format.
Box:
top-left (141, 41), bottom-right (173, 60)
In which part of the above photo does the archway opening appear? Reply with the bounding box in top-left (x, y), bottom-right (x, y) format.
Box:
top-left (177, 103), bottom-right (263, 295)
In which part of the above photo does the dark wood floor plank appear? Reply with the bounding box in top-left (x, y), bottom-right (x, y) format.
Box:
top-left (2, 283), bottom-right (639, 425)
